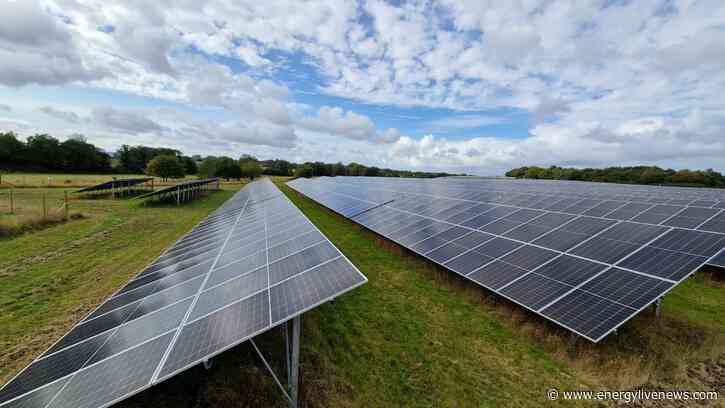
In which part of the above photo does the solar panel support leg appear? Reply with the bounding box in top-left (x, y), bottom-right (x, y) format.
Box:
top-left (655, 297), bottom-right (662, 318)
top-left (289, 315), bottom-right (301, 408)
top-left (285, 321), bottom-right (291, 383)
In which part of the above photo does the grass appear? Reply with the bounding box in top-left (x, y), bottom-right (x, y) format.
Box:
top-left (0, 183), bottom-right (245, 385)
top-left (0, 173), bottom-right (151, 188)
top-left (1, 176), bottom-right (723, 407)
top-left (0, 172), bottom-right (228, 188)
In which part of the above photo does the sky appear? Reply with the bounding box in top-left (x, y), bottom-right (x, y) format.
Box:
top-left (1, 0), bottom-right (724, 175)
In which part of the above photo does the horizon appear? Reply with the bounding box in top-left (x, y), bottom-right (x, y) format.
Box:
top-left (1, 1), bottom-right (724, 176)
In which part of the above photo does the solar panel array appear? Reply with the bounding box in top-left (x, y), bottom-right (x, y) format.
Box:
top-left (0, 178), bottom-right (367, 408)
top-left (710, 249), bottom-right (725, 268)
top-left (287, 176), bottom-right (725, 343)
top-left (75, 178), bottom-right (152, 193)
top-left (135, 178), bottom-right (220, 200)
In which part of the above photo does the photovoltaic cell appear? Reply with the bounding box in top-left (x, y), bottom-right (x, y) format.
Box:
top-left (47, 333), bottom-right (174, 408)
top-left (541, 290), bottom-right (633, 341)
top-left (499, 273), bottom-right (573, 310)
top-left (270, 257), bottom-right (366, 323)
top-left (580, 268), bottom-right (673, 309)
top-left (468, 260), bottom-right (529, 289)
top-left (288, 175), bottom-right (725, 343)
top-left (0, 179), bottom-right (367, 408)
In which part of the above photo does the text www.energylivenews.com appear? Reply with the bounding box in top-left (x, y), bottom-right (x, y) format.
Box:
top-left (547, 388), bottom-right (719, 403)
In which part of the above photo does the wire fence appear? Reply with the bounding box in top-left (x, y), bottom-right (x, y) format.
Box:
top-left (0, 189), bottom-right (71, 220)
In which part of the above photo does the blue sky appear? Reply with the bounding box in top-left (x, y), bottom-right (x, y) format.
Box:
top-left (1, 0), bottom-right (724, 175)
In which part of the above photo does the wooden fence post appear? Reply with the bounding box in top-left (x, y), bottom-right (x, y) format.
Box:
top-left (42, 193), bottom-right (47, 219)
top-left (64, 191), bottom-right (69, 220)
top-left (9, 189), bottom-right (14, 214)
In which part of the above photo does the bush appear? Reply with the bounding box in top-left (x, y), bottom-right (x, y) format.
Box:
top-left (145, 155), bottom-right (186, 181)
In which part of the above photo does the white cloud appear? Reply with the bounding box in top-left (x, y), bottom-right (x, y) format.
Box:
top-left (425, 115), bottom-right (505, 130)
top-left (0, 104), bottom-right (10, 112)
top-left (0, 1), bottom-right (105, 86)
top-left (38, 106), bottom-right (83, 124)
top-left (384, 115), bottom-right (725, 175)
top-left (175, 120), bottom-right (298, 149)
top-left (298, 106), bottom-right (401, 144)
top-left (2, 1), bottom-right (725, 174)
top-left (91, 107), bottom-right (165, 135)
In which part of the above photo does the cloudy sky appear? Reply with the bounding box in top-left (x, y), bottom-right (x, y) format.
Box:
top-left (1, 0), bottom-right (724, 175)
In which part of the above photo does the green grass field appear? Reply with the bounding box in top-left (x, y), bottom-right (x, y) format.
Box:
top-left (0, 177), bottom-right (723, 407)
top-left (0, 173), bottom-right (204, 188)
top-left (0, 182), bottom-right (245, 383)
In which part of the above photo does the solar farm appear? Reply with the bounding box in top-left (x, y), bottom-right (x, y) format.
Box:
top-left (287, 176), bottom-right (725, 343)
top-left (1, 176), bottom-right (723, 407)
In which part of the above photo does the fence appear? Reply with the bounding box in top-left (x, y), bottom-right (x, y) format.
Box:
top-left (0, 189), bottom-right (71, 221)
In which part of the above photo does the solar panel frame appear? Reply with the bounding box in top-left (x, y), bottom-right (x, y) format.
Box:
top-left (287, 176), bottom-right (725, 343)
top-left (0, 179), bottom-right (367, 408)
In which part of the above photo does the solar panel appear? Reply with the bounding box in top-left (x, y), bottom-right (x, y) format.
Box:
top-left (287, 176), bottom-right (725, 342)
top-left (75, 178), bottom-right (152, 193)
top-left (135, 178), bottom-right (220, 201)
top-left (710, 249), bottom-right (725, 268)
top-left (0, 179), bottom-right (367, 408)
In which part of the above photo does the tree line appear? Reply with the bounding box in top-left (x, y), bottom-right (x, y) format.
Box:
top-left (1, 131), bottom-right (460, 179)
top-left (289, 161), bottom-right (458, 178)
top-left (506, 166), bottom-right (725, 188)
top-left (1, 132), bottom-right (112, 173)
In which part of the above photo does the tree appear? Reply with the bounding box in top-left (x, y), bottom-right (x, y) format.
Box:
top-left (331, 162), bottom-right (346, 176)
top-left (26, 134), bottom-right (63, 170)
top-left (116, 145), bottom-right (180, 173)
top-left (240, 160), bottom-right (262, 180)
top-left (0, 132), bottom-right (24, 169)
top-left (60, 135), bottom-right (111, 172)
top-left (216, 157), bottom-right (242, 180)
top-left (347, 162), bottom-right (366, 176)
top-left (262, 159), bottom-right (293, 176)
top-left (181, 156), bottom-right (198, 175)
top-left (294, 163), bottom-right (314, 178)
top-left (145, 155), bottom-right (185, 180)
top-left (198, 157), bottom-right (219, 178)
top-left (364, 166), bottom-right (381, 177)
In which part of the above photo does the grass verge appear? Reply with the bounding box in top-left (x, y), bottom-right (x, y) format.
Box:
top-left (0, 187), bottom-right (242, 384)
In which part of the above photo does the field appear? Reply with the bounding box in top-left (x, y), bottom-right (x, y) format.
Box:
top-left (0, 176), bottom-right (723, 407)
top-left (0, 173), bottom-right (232, 237)
top-left (0, 173), bottom-right (201, 188)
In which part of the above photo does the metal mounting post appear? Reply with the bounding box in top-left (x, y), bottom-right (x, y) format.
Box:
top-left (289, 315), bottom-right (301, 408)
top-left (285, 321), bottom-right (291, 383)
top-left (250, 315), bottom-right (301, 408)
top-left (655, 297), bottom-right (662, 318)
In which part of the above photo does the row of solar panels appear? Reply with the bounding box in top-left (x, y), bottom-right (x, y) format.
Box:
top-left (438, 177), bottom-right (725, 203)
top-left (135, 178), bottom-right (220, 200)
top-left (0, 179), bottom-right (367, 408)
top-left (309, 177), bottom-right (725, 236)
top-left (75, 178), bottom-right (152, 193)
top-left (287, 177), bottom-right (725, 342)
